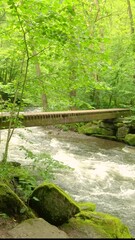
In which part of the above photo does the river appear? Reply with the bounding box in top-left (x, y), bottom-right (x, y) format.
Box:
top-left (0, 125), bottom-right (135, 237)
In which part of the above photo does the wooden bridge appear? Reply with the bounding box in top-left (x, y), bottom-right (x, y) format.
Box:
top-left (0, 108), bottom-right (131, 129)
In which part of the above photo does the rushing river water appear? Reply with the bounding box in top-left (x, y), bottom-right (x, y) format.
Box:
top-left (0, 125), bottom-right (135, 237)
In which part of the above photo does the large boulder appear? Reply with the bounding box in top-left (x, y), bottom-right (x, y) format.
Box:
top-left (78, 122), bottom-right (115, 138)
top-left (125, 134), bottom-right (135, 146)
top-left (28, 182), bottom-right (80, 226)
top-left (116, 126), bottom-right (129, 139)
top-left (8, 218), bottom-right (69, 238)
top-left (59, 211), bottom-right (132, 238)
top-left (0, 183), bottom-right (35, 221)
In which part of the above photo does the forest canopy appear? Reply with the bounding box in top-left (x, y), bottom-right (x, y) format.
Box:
top-left (0, 0), bottom-right (135, 111)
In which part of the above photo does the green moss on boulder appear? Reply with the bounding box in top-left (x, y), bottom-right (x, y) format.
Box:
top-left (125, 134), bottom-right (135, 146)
top-left (77, 211), bottom-right (132, 238)
top-left (116, 126), bottom-right (129, 139)
top-left (60, 215), bottom-right (109, 238)
top-left (60, 211), bottom-right (132, 239)
top-left (78, 202), bottom-right (96, 212)
top-left (78, 123), bottom-right (114, 136)
top-left (28, 182), bottom-right (80, 226)
top-left (0, 183), bottom-right (35, 221)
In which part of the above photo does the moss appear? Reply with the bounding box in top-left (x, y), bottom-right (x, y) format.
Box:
top-left (75, 211), bottom-right (132, 238)
top-left (93, 134), bottom-right (116, 140)
top-left (32, 182), bottom-right (79, 206)
top-left (78, 123), bottom-right (114, 137)
top-left (78, 124), bottom-right (99, 135)
top-left (29, 182), bottom-right (80, 225)
top-left (77, 202), bottom-right (96, 212)
top-left (115, 122), bottom-right (124, 128)
top-left (60, 215), bottom-right (110, 238)
top-left (0, 183), bottom-right (35, 221)
top-left (116, 126), bottom-right (129, 139)
top-left (125, 134), bottom-right (135, 146)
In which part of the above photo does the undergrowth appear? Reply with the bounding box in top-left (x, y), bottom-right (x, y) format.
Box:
top-left (0, 150), bottom-right (72, 202)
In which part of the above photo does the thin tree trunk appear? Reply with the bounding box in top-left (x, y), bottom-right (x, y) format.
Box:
top-left (127, 0), bottom-right (134, 34)
top-left (2, 5), bottom-right (30, 163)
top-left (127, 0), bottom-right (135, 106)
top-left (34, 51), bottom-right (48, 111)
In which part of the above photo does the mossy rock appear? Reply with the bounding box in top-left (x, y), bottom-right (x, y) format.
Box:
top-left (114, 122), bottom-right (125, 128)
top-left (78, 123), bottom-right (98, 135)
top-left (116, 126), bottom-right (129, 139)
top-left (8, 218), bottom-right (69, 238)
top-left (99, 121), bottom-right (115, 130)
top-left (77, 211), bottom-right (132, 238)
top-left (0, 183), bottom-right (35, 221)
top-left (78, 201), bottom-right (96, 212)
top-left (78, 123), bottom-right (114, 136)
top-left (124, 134), bottom-right (135, 146)
top-left (60, 211), bottom-right (132, 239)
top-left (60, 215), bottom-right (109, 238)
top-left (28, 182), bottom-right (80, 226)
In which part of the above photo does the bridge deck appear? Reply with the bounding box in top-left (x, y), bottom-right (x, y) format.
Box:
top-left (0, 108), bottom-right (131, 129)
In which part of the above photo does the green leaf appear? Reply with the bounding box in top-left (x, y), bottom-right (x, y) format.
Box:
top-left (32, 196), bottom-right (40, 201)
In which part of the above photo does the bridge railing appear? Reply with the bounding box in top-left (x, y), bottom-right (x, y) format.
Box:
top-left (0, 108), bottom-right (131, 129)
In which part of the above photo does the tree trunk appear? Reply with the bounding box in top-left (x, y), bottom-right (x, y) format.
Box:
top-left (127, 0), bottom-right (135, 106)
top-left (34, 51), bottom-right (48, 111)
top-left (127, 0), bottom-right (134, 34)
top-left (69, 89), bottom-right (77, 110)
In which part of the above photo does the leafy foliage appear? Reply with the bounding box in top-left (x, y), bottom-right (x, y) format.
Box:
top-left (1, 0), bottom-right (135, 165)
top-left (0, 151), bottom-right (72, 202)
top-left (1, 0), bottom-right (135, 111)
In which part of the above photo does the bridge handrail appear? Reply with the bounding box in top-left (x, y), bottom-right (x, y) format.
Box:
top-left (0, 108), bottom-right (131, 118)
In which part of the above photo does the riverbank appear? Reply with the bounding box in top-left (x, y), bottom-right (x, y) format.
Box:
top-left (0, 180), bottom-right (132, 239)
top-left (76, 116), bottom-right (135, 146)
top-left (1, 125), bottom-right (135, 237)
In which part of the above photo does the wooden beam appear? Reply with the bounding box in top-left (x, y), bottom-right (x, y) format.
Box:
top-left (0, 108), bottom-right (131, 129)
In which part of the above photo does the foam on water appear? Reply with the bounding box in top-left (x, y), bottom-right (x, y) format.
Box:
top-left (1, 126), bottom-right (135, 236)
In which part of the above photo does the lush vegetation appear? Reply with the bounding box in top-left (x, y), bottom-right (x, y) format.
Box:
top-left (0, 2), bottom-right (135, 226)
top-left (0, 152), bottom-right (72, 202)
top-left (1, 0), bottom-right (135, 112)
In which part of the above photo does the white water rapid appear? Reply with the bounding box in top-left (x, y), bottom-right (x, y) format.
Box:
top-left (0, 126), bottom-right (135, 237)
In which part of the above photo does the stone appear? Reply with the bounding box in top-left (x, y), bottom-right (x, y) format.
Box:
top-left (0, 183), bottom-right (35, 221)
top-left (60, 211), bottom-right (132, 238)
top-left (125, 134), bottom-right (135, 146)
top-left (116, 126), bottom-right (129, 139)
top-left (8, 218), bottom-right (69, 238)
top-left (28, 182), bottom-right (80, 226)
top-left (99, 120), bottom-right (115, 130)
top-left (78, 122), bottom-right (114, 137)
